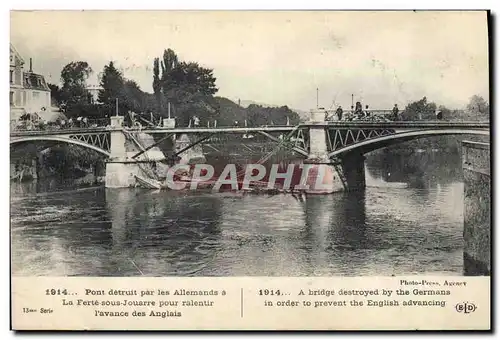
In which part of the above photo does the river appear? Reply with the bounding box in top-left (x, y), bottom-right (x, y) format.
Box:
top-left (10, 152), bottom-right (465, 277)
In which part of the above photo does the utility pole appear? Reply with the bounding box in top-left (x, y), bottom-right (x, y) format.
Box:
top-left (351, 94), bottom-right (354, 109)
top-left (316, 88), bottom-right (319, 109)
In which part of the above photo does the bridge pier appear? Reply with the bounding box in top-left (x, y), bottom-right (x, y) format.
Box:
top-left (305, 111), bottom-right (368, 194)
top-left (340, 152), bottom-right (366, 191)
top-left (304, 111), bottom-right (344, 194)
top-left (105, 116), bottom-right (141, 188)
top-left (105, 161), bottom-right (140, 188)
top-left (462, 141), bottom-right (490, 276)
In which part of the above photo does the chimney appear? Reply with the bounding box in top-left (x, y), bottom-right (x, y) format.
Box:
top-left (29, 58), bottom-right (33, 72)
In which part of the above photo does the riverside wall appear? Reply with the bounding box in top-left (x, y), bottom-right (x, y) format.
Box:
top-left (462, 140), bottom-right (491, 276)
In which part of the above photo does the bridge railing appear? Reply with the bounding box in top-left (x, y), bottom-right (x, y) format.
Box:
top-left (326, 109), bottom-right (398, 121)
top-left (9, 114), bottom-right (490, 135)
top-left (10, 118), bottom-right (111, 133)
top-left (333, 109), bottom-right (396, 115)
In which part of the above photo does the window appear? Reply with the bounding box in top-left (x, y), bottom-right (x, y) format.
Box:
top-left (29, 74), bottom-right (38, 87)
top-left (10, 70), bottom-right (13, 84)
top-left (9, 92), bottom-right (14, 106)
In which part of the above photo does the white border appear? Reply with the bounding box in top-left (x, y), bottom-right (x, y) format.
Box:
top-left (2, 1), bottom-right (498, 338)
top-left (4, 1), bottom-right (500, 10)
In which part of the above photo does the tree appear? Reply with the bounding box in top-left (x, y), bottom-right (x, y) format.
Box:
top-left (159, 49), bottom-right (178, 93)
top-left (59, 61), bottom-right (93, 105)
top-left (123, 80), bottom-right (145, 113)
top-left (168, 62), bottom-right (217, 97)
top-left (437, 105), bottom-right (452, 120)
top-left (98, 61), bottom-right (125, 106)
top-left (466, 95), bottom-right (489, 118)
top-left (246, 104), bottom-right (301, 127)
top-left (165, 61), bottom-right (218, 125)
top-left (48, 83), bottom-right (62, 107)
top-left (403, 97), bottom-right (437, 121)
top-left (97, 61), bottom-right (143, 117)
top-left (152, 48), bottom-right (219, 126)
top-left (95, 61), bottom-right (157, 120)
top-left (153, 57), bottom-right (162, 113)
top-left (153, 48), bottom-right (178, 116)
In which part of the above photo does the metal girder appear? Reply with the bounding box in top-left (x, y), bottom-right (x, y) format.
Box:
top-left (132, 133), bottom-right (174, 159)
top-left (256, 130), bottom-right (309, 157)
top-left (173, 133), bottom-right (217, 157)
top-left (326, 128), bottom-right (397, 154)
top-left (68, 132), bottom-right (111, 152)
top-left (327, 128), bottom-right (489, 158)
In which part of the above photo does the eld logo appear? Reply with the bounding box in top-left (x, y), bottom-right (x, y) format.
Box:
top-left (455, 302), bottom-right (477, 314)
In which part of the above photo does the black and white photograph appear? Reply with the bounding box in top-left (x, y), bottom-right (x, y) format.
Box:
top-left (10, 10), bottom-right (491, 280)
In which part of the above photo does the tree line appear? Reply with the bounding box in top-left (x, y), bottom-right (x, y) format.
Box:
top-left (400, 95), bottom-right (489, 121)
top-left (368, 94), bottom-right (489, 164)
top-left (47, 48), bottom-right (301, 127)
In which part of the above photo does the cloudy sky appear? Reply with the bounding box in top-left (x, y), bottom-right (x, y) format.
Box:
top-left (10, 10), bottom-right (489, 111)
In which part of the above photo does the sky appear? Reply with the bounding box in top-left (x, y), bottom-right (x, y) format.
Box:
top-left (10, 10), bottom-right (489, 111)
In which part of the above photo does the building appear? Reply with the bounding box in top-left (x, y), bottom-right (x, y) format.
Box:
top-left (86, 84), bottom-right (103, 104)
top-left (10, 43), bottom-right (51, 120)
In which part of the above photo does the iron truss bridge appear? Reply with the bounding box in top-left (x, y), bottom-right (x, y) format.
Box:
top-left (10, 121), bottom-right (489, 159)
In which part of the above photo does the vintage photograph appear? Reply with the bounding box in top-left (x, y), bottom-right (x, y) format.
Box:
top-left (10, 10), bottom-right (490, 278)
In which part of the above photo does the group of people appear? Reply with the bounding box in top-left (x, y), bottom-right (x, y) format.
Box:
top-left (332, 102), bottom-right (379, 121)
top-left (332, 102), bottom-right (444, 122)
top-left (188, 115), bottom-right (220, 128)
top-left (331, 102), bottom-right (402, 121)
top-left (39, 116), bottom-right (95, 130)
top-left (190, 115), bottom-right (201, 127)
top-left (63, 116), bottom-right (90, 128)
top-left (15, 113), bottom-right (95, 131)
top-left (126, 102), bottom-right (444, 129)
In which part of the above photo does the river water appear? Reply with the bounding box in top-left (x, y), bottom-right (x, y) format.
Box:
top-left (10, 154), bottom-right (465, 277)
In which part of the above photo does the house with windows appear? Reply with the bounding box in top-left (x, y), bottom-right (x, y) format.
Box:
top-left (86, 84), bottom-right (104, 104)
top-left (10, 43), bottom-right (52, 121)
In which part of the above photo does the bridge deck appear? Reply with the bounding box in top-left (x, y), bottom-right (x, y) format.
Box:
top-left (10, 121), bottom-right (490, 137)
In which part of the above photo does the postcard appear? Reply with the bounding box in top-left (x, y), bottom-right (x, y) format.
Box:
top-left (10, 10), bottom-right (491, 331)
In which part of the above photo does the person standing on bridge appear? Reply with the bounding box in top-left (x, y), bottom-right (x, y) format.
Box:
top-left (193, 116), bottom-right (200, 128)
top-left (354, 101), bottom-right (364, 119)
top-left (128, 111), bottom-right (136, 127)
top-left (392, 104), bottom-right (399, 121)
top-left (336, 106), bottom-right (343, 121)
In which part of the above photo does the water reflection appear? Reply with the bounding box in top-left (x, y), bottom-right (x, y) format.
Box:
top-left (104, 190), bottom-right (223, 276)
top-left (299, 192), bottom-right (368, 275)
top-left (366, 149), bottom-right (463, 188)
